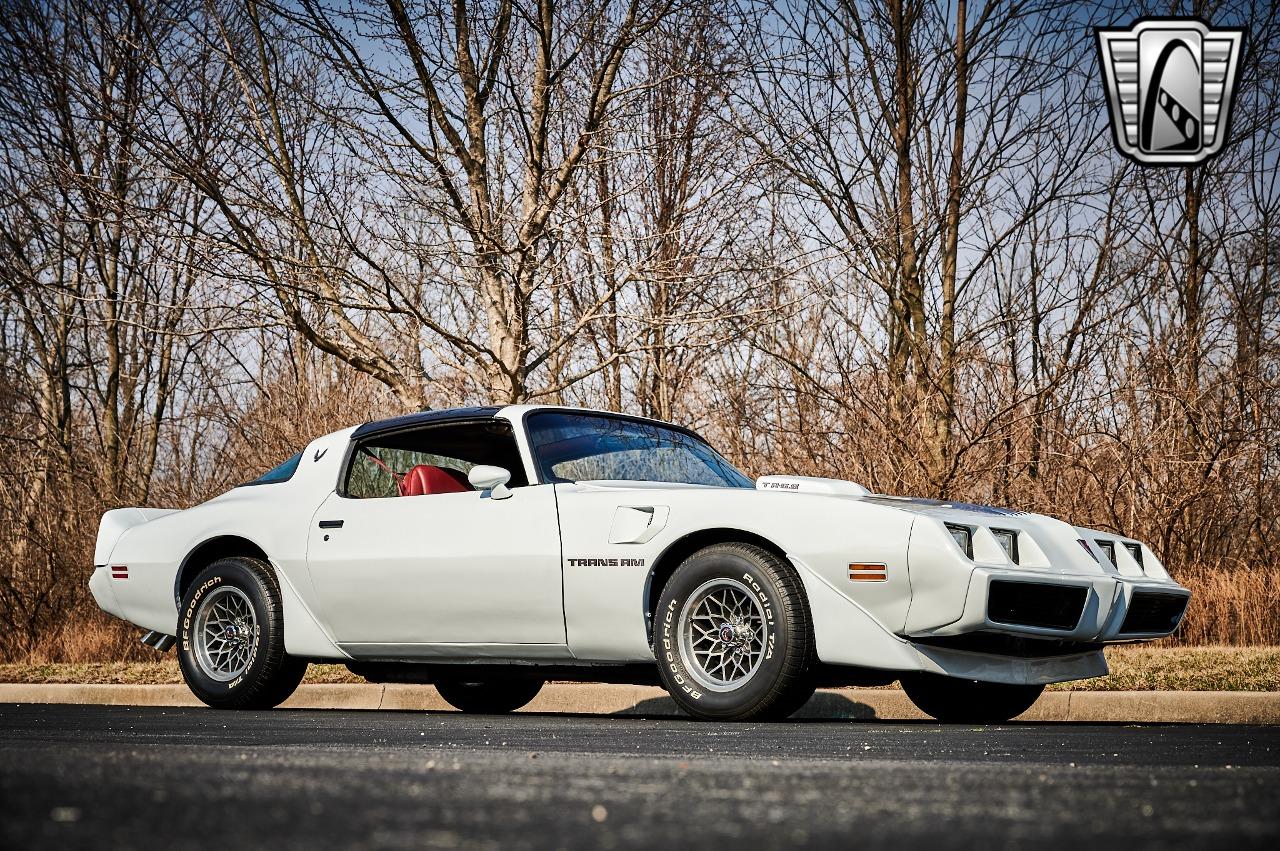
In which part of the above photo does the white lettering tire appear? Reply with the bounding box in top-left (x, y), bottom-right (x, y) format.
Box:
top-left (654, 543), bottom-right (814, 721)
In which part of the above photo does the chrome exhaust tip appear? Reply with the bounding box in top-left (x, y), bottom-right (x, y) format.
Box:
top-left (140, 631), bottom-right (176, 652)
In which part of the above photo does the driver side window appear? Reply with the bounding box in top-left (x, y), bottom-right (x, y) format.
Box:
top-left (344, 419), bottom-right (528, 499)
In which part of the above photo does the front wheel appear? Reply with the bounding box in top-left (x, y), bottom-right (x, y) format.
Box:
top-left (654, 543), bottom-right (814, 721)
top-left (177, 556), bottom-right (307, 709)
top-left (434, 678), bottom-right (543, 713)
top-left (901, 673), bottom-right (1044, 723)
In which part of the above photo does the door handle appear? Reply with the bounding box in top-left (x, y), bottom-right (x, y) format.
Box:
top-left (318, 520), bottom-right (344, 529)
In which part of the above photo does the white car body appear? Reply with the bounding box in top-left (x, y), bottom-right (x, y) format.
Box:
top-left (90, 405), bottom-right (1190, 687)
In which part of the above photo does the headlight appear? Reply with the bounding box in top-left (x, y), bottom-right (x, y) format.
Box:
top-left (991, 528), bottom-right (1019, 563)
top-left (945, 523), bottom-right (973, 559)
top-left (1123, 542), bottom-right (1144, 568)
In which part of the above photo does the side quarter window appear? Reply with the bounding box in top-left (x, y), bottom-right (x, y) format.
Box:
top-left (344, 419), bottom-right (529, 499)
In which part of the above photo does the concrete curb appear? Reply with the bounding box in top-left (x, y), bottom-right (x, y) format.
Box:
top-left (2, 683), bottom-right (1278, 723)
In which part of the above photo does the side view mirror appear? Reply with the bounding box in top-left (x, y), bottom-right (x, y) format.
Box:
top-left (468, 465), bottom-right (512, 500)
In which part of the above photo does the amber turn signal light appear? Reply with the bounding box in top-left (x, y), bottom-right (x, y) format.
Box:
top-left (848, 563), bottom-right (887, 582)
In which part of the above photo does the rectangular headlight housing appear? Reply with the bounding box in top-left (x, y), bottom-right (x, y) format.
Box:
top-left (1123, 542), bottom-right (1144, 568)
top-left (990, 528), bottom-right (1019, 564)
top-left (945, 523), bottom-right (973, 559)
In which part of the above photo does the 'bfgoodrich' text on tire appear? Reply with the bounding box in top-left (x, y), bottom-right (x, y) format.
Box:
top-left (177, 556), bottom-right (307, 709)
top-left (654, 542), bottom-right (813, 721)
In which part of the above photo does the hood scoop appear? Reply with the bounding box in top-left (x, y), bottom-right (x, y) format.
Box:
top-left (756, 475), bottom-right (870, 497)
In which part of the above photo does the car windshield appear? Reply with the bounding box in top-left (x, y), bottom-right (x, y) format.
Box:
top-left (526, 412), bottom-right (754, 488)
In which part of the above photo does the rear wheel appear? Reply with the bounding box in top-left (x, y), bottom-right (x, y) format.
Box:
top-left (654, 543), bottom-right (813, 721)
top-left (177, 557), bottom-right (307, 709)
top-left (434, 677), bottom-right (543, 713)
top-left (901, 673), bottom-right (1044, 723)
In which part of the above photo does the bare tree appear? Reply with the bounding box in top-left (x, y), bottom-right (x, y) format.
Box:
top-left (138, 0), bottom-right (698, 405)
top-left (0, 0), bottom-right (223, 647)
top-left (0, 0), bottom-right (1278, 658)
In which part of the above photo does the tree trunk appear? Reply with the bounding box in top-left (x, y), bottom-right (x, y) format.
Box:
top-left (933, 0), bottom-right (969, 488)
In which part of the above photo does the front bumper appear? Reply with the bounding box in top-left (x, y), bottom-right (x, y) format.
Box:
top-left (914, 567), bottom-right (1191, 643)
top-left (896, 569), bottom-right (1188, 685)
top-left (909, 642), bottom-right (1110, 685)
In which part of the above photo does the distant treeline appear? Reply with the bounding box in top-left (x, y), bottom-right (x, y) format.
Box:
top-left (1, 0), bottom-right (1276, 659)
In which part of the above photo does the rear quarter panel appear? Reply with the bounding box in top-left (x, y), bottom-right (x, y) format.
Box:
top-left (99, 429), bottom-right (354, 647)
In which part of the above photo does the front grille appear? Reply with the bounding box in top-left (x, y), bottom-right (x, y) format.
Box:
top-left (1120, 592), bottom-right (1188, 634)
top-left (987, 581), bottom-right (1088, 631)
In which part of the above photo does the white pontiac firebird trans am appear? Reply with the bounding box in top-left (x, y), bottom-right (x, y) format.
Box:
top-left (90, 405), bottom-right (1190, 722)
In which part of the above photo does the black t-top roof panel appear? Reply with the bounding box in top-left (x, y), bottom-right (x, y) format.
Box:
top-left (351, 406), bottom-right (502, 439)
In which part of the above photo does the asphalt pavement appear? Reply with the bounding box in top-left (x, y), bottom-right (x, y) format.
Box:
top-left (2, 703), bottom-right (1277, 850)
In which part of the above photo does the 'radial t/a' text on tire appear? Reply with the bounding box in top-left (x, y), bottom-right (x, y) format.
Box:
top-left (177, 556), bottom-right (307, 709)
top-left (654, 543), bottom-right (814, 721)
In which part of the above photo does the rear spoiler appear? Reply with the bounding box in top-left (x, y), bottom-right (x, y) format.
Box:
top-left (94, 508), bottom-right (178, 566)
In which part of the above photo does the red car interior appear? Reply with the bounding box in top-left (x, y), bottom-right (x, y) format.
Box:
top-left (399, 465), bottom-right (471, 497)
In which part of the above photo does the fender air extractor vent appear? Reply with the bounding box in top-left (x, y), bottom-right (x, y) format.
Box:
top-left (987, 581), bottom-right (1088, 631)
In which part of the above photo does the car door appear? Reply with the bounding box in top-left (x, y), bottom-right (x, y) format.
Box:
top-left (304, 422), bottom-right (566, 650)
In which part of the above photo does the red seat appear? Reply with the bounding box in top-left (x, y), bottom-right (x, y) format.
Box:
top-left (399, 465), bottom-right (471, 497)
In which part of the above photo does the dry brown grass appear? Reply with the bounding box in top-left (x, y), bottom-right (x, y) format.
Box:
top-left (17, 611), bottom-right (155, 664)
top-left (0, 660), bottom-right (360, 685)
top-left (1173, 568), bottom-right (1280, 646)
top-left (3, 645), bottom-right (1276, 690)
top-left (1047, 645), bottom-right (1280, 691)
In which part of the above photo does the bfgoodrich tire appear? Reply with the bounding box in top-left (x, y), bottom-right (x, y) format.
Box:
top-left (901, 673), bottom-right (1044, 723)
top-left (433, 678), bottom-right (543, 713)
top-left (654, 543), bottom-right (813, 721)
top-left (177, 557), bottom-right (307, 709)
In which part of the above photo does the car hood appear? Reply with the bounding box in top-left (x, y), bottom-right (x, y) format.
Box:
top-left (579, 475), bottom-right (1046, 522)
top-left (754, 476), bottom-right (1173, 578)
top-left (856, 494), bottom-right (1037, 520)
top-left (757, 475), bottom-right (1035, 518)
top-left (756, 474), bottom-right (1085, 553)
